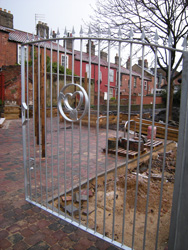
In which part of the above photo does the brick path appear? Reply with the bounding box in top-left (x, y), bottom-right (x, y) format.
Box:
top-left (0, 119), bottom-right (121, 250)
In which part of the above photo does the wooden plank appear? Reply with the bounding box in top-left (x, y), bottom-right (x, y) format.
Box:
top-left (144, 139), bottom-right (163, 149)
top-left (130, 118), bottom-right (179, 141)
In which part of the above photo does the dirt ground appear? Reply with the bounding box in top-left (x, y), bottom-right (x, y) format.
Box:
top-left (55, 142), bottom-right (176, 250)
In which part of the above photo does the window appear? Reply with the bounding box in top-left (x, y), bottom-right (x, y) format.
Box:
top-left (109, 88), bottom-right (113, 98)
top-left (100, 71), bottom-right (102, 81)
top-left (17, 45), bottom-right (28, 65)
top-left (117, 72), bottom-right (122, 86)
top-left (144, 81), bottom-right (147, 90)
top-left (61, 54), bottom-right (69, 68)
top-left (134, 77), bottom-right (137, 88)
top-left (86, 64), bottom-right (91, 78)
top-left (109, 69), bottom-right (114, 82)
top-left (104, 89), bottom-right (114, 100)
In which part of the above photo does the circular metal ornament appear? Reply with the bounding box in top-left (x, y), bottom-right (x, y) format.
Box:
top-left (58, 83), bottom-right (89, 122)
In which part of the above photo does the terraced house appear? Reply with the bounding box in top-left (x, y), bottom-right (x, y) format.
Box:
top-left (0, 7), bottom-right (163, 110)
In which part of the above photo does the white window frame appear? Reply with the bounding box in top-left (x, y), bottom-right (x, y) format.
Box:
top-left (134, 77), bottom-right (137, 88)
top-left (86, 64), bottom-right (91, 78)
top-left (109, 88), bottom-right (113, 98)
top-left (17, 45), bottom-right (28, 65)
top-left (144, 81), bottom-right (147, 90)
top-left (100, 71), bottom-right (102, 81)
top-left (61, 54), bottom-right (69, 68)
top-left (109, 69), bottom-right (114, 82)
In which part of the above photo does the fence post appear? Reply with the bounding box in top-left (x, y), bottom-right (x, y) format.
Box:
top-left (168, 51), bottom-right (188, 249)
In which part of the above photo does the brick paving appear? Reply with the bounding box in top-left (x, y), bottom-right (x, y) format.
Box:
top-left (0, 119), bottom-right (121, 250)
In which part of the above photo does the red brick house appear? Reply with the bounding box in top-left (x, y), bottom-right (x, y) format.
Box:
top-left (74, 43), bottom-right (117, 100)
top-left (0, 8), bottom-right (163, 107)
top-left (0, 8), bottom-right (72, 105)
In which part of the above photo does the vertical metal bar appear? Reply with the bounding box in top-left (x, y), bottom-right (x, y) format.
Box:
top-left (155, 48), bottom-right (172, 250)
top-left (122, 41), bottom-right (133, 245)
top-left (143, 46), bottom-right (158, 250)
top-left (94, 38), bottom-right (101, 232)
top-left (38, 43), bottom-right (42, 204)
top-left (44, 42), bottom-right (48, 208)
top-left (86, 38), bottom-right (91, 228)
top-left (112, 41), bottom-right (121, 241)
top-left (64, 39), bottom-right (67, 217)
top-left (32, 43), bottom-right (37, 202)
top-left (50, 41), bottom-right (54, 210)
top-left (26, 44), bottom-right (31, 199)
top-left (71, 122), bottom-right (74, 221)
top-left (57, 40), bottom-right (60, 214)
top-left (79, 38), bottom-right (83, 225)
top-left (168, 51), bottom-right (188, 249)
top-left (21, 45), bottom-right (28, 200)
top-left (132, 44), bottom-right (145, 249)
top-left (103, 39), bottom-right (111, 236)
top-left (71, 37), bottom-right (75, 221)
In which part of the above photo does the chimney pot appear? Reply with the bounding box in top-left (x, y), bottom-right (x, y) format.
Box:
top-left (4, 9), bottom-right (7, 12)
top-left (8, 11), bottom-right (11, 14)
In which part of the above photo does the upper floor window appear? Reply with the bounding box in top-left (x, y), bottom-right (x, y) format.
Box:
top-left (144, 81), bottom-right (147, 90)
top-left (17, 45), bottom-right (28, 65)
top-left (61, 54), bottom-right (69, 68)
top-left (99, 71), bottom-right (102, 81)
top-left (134, 77), bottom-right (137, 88)
top-left (109, 69), bottom-right (114, 82)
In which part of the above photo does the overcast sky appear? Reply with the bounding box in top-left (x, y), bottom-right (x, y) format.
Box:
top-left (0, 0), bottom-right (96, 36)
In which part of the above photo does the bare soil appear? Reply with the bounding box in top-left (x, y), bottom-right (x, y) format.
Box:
top-left (54, 143), bottom-right (176, 250)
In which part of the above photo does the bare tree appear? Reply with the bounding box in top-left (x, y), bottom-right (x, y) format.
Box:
top-left (89, 0), bottom-right (188, 120)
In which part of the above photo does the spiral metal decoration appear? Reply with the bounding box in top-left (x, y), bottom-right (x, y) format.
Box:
top-left (58, 83), bottom-right (89, 122)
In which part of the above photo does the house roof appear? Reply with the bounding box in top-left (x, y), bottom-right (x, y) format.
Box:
top-left (0, 25), bottom-right (10, 32)
top-left (0, 25), bottom-right (71, 53)
top-left (74, 50), bottom-right (109, 67)
top-left (133, 63), bottom-right (154, 76)
top-left (74, 50), bottom-right (150, 79)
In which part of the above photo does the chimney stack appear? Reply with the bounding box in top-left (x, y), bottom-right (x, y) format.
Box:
top-left (0, 8), bottom-right (13, 28)
top-left (138, 58), bottom-right (142, 67)
top-left (126, 57), bottom-right (130, 69)
top-left (144, 59), bottom-right (148, 69)
top-left (86, 41), bottom-right (95, 56)
top-left (115, 53), bottom-right (120, 65)
top-left (52, 30), bottom-right (56, 38)
top-left (100, 50), bottom-right (107, 61)
top-left (63, 33), bottom-right (73, 51)
top-left (36, 21), bottom-right (49, 38)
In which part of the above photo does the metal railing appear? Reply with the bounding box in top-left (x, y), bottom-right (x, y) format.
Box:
top-left (21, 28), bottom-right (188, 250)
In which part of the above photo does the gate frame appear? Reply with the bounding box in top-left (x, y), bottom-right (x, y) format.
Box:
top-left (21, 33), bottom-right (188, 250)
top-left (168, 51), bottom-right (188, 249)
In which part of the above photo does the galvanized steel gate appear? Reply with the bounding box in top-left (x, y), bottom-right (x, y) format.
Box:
top-left (21, 29), bottom-right (188, 249)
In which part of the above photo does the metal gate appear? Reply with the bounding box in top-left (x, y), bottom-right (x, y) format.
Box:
top-left (21, 28), bottom-right (188, 250)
